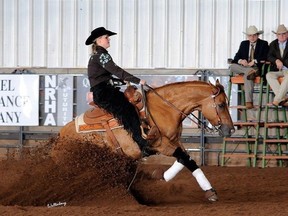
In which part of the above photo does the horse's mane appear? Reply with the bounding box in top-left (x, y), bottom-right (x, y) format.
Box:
top-left (149, 80), bottom-right (224, 94)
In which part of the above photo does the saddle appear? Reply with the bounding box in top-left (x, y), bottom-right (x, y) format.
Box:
top-left (75, 107), bottom-right (124, 154)
top-left (124, 85), bottom-right (158, 140)
top-left (81, 107), bottom-right (120, 131)
top-left (76, 86), bottom-right (159, 154)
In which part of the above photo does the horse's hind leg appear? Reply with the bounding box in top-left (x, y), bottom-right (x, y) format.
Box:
top-left (167, 147), bottom-right (218, 202)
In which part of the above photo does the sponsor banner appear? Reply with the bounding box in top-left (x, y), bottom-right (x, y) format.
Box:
top-left (75, 75), bottom-right (91, 115)
top-left (0, 75), bottom-right (39, 126)
top-left (42, 75), bottom-right (57, 126)
top-left (42, 75), bottom-right (74, 126)
top-left (56, 75), bottom-right (74, 126)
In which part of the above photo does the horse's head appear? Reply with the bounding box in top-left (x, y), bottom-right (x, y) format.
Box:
top-left (146, 80), bottom-right (234, 138)
top-left (200, 80), bottom-right (235, 137)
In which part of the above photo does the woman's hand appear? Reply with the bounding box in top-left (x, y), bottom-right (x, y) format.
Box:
top-left (140, 79), bottom-right (146, 85)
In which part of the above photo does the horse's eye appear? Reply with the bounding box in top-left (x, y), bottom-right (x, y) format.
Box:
top-left (218, 103), bottom-right (225, 108)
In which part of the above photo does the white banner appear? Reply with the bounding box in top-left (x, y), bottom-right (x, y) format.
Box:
top-left (0, 75), bottom-right (39, 126)
top-left (42, 75), bottom-right (74, 126)
top-left (56, 75), bottom-right (73, 126)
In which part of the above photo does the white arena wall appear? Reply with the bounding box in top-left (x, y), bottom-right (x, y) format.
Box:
top-left (0, 0), bottom-right (288, 70)
top-left (1, 0), bottom-right (287, 167)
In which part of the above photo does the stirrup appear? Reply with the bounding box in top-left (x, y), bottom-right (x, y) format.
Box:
top-left (140, 126), bottom-right (148, 139)
top-left (140, 125), bottom-right (158, 140)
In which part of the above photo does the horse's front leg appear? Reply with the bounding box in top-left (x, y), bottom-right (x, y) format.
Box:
top-left (164, 147), bottom-right (218, 202)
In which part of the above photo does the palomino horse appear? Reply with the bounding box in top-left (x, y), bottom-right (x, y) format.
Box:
top-left (52, 80), bottom-right (234, 202)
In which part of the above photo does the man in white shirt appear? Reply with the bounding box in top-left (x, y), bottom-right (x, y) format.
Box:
top-left (266, 24), bottom-right (288, 106)
top-left (230, 26), bottom-right (269, 109)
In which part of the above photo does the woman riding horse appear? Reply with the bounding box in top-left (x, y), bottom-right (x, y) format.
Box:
top-left (54, 79), bottom-right (234, 202)
top-left (85, 27), bottom-right (152, 157)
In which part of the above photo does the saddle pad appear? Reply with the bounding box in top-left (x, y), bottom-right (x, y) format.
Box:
top-left (75, 113), bottom-right (123, 133)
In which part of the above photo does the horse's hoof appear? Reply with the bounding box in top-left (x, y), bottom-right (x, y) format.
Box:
top-left (151, 168), bottom-right (165, 180)
top-left (205, 188), bottom-right (218, 202)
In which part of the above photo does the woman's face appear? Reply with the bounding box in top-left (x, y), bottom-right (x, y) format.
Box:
top-left (96, 34), bottom-right (111, 49)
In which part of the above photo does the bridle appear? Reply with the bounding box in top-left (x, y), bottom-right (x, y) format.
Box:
top-left (196, 84), bottom-right (223, 131)
top-left (143, 83), bottom-right (224, 133)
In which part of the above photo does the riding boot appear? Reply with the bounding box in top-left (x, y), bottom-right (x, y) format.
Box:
top-left (133, 134), bottom-right (156, 157)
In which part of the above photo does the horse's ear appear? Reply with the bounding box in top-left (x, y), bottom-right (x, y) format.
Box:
top-left (209, 81), bottom-right (216, 87)
top-left (215, 79), bottom-right (224, 92)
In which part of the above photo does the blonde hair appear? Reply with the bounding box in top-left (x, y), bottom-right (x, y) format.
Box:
top-left (91, 42), bottom-right (97, 54)
top-left (90, 36), bottom-right (103, 54)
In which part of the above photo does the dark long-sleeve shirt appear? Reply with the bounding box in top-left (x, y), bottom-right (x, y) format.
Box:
top-left (232, 39), bottom-right (269, 68)
top-left (88, 46), bottom-right (140, 88)
top-left (267, 39), bottom-right (288, 71)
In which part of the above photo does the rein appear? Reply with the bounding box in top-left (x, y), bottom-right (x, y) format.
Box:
top-left (144, 84), bottom-right (221, 133)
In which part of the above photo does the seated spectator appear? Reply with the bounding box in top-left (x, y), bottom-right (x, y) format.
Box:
top-left (266, 24), bottom-right (288, 107)
top-left (230, 25), bottom-right (269, 109)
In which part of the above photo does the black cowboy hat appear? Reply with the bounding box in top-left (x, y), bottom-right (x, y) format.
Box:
top-left (85, 27), bottom-right (117, 45)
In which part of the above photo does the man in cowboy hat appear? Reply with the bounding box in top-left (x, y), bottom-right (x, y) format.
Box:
top-left (85, 27), bottom-right (154, 157)
top-left (266, 24), bottom-right (288, 106)
top-left (230, 25), bottom-right (269, 109)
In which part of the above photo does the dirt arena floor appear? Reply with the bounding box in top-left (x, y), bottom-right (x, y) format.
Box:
top-left (0, 138), bottom-right (287, 216)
